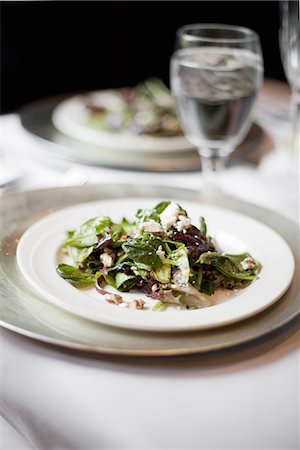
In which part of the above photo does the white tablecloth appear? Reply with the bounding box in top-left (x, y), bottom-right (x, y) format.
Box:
top-left (1, 82), bottom-right (299, 450)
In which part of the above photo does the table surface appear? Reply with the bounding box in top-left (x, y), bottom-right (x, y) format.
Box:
top-left (1, 79), bottom-right (299, 450)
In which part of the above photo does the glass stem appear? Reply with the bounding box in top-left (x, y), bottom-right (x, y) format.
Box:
top-left (199, 149), bottom-right (229, 192)
top-left (290, 90), bottom-right (300, 154)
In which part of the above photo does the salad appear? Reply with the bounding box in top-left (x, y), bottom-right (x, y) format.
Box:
top-left (86, 78), bottom-right (183, 137)
top-left (56, 201), bottom-right (261, 311)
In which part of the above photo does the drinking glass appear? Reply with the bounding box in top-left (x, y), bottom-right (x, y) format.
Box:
top-left (170, 24), bottom-right (264, 189)
top-left (279, 0), bottom-right (300, 153)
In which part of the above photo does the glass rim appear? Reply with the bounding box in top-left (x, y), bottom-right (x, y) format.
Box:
top-left (176, 23), bottom-right (260, 44)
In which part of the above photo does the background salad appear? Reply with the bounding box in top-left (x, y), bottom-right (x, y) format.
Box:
top-left (86, 78), bottom-right (183, 137)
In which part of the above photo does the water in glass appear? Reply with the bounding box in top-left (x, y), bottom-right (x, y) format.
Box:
top-left (171, 46), bottom-right (263, 156)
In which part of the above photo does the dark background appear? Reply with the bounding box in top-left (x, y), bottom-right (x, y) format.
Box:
top-left (1, 1), bottom-right (286, 113)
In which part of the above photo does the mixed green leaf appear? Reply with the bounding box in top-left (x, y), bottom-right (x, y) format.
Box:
top-left (56, 201), bottom-right (261, 310)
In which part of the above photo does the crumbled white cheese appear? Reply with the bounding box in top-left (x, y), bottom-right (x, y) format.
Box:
top-left (151, 283), bottom-right (159, 292)
top-left (100, 252), bottom-right (113, 268)
top-left (160, 202), bottom-right (180, 230)
top-left (175, 215), bottom-right (191, 231)
top-left (241, 256), bottom-right (256, 270)
top-left (156, 245), bottom-right (166, 261)
top-left (139, 221), bottom-right (164, 234)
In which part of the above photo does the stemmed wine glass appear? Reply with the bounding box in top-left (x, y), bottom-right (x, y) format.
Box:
top-left (279, 0), bottom-right (300, 154)
top-left (170, 24), bottom-right (264, 189)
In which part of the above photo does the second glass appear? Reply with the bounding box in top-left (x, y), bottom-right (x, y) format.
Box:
top-left (279, 0), bottom-right (300, 154)
top-left (170, 24), bottom-right (264, 186)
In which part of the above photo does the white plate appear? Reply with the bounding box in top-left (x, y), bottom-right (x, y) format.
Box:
top-left (16, 198), bottom-right (295, 332)
top-left (52, 91), bottom-right (195, 152)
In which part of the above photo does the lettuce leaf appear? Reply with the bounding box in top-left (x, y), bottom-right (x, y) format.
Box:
top-left (56, 264), bottom-right (95, 288)
top-left (122, 234), bottom-right (163, 267)
top-left (168, 245), bottom-right (190, 285)
top-left (197, 252), bottom-right (259, 280)
top-left (64, 216), bottom-right (111, 248)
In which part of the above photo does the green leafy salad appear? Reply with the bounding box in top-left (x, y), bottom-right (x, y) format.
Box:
top-left (56, 201), bottom-right (261, 311)
top-left (86, 78), bottom-right (183, 137)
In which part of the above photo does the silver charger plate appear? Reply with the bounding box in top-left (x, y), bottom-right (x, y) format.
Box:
top-left (19, 95), bottom-right (273, 172)
top-left (0, 184), bottom-right (299, 356)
